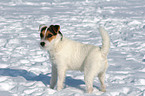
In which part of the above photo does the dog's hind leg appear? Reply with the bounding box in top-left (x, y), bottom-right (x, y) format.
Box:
top-left (98, 61), bottom-right (108, 92)
top-left (98, 72), bottom-right (106, 92)
top-left (50, 65), bottom-right (57, 89)
top-left (84, 69), bottom-right (96, 93)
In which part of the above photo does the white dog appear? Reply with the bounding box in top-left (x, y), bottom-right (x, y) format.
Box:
top-left (39, 25), bottom-right (110, 93)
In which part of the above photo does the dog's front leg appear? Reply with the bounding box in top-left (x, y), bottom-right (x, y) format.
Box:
top-left (50, 65), bottom-right (57, 89)
top-left (57, 66), bottom-right (66, 91)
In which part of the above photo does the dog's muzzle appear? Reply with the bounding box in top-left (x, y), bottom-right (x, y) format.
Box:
top-left (40, 42), bottom-right (45, 47)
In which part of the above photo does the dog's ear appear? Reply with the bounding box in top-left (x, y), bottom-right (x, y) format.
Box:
top-left (49, 25), bottom-right (63, 40)
top-left (39, 24), bottom-right (46, 31)
top-left (49, 25), bottom-right (60, 35)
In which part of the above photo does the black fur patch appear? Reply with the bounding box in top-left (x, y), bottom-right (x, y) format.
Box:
top-left (59, 31), bottom-right (63, 41)
top-left (48, 26), bottom-right (57, 35)
top-left (40, 33), bottom-right (43, 38)
top-left (41, 26), bottom-right (47, 33)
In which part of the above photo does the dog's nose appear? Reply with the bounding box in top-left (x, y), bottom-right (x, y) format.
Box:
top-left (40, 42), bottom-right (45, 47)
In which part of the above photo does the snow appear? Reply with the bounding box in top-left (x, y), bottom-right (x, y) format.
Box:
top-left (0, 0), bottom-right (145, 96)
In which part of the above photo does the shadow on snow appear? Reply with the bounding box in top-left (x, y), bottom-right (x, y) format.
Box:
top-left (0, 68), bottom-right (85, 88)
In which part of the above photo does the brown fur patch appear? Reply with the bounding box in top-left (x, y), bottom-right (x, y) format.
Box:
top-left (40, 25), bottom-right (61, 42)
top-left (46, 34), bottom-right (57, 42)
top-left (40, 29), bottom-right (57, 42)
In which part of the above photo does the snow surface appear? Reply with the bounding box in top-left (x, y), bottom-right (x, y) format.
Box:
top-left (0, 0), bottom-right (145, 96)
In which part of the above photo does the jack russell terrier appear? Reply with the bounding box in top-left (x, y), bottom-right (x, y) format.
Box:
top-left (39, 25), bottom-right (110, 93)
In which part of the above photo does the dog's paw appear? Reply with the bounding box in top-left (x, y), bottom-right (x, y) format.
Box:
top-left (87, 87), bottom-right (93, 93)
top-left (57, 86), bottom-right (63, 91)
top-left (57, 87), bottom-right (62, 91)
top-left (101, 88), bottom-right (106, 92)
top-left (50, 85), bottom-right (55, 89)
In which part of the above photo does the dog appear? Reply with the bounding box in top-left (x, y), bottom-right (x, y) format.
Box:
top-left (39, 25), bottom-right (110, 93)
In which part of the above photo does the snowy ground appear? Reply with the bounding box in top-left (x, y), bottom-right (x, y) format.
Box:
top-left (0, 0), bottom-right (145, 96)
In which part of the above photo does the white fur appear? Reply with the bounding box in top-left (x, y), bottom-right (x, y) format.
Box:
top-left (41, 26), bottom-right (110, 93)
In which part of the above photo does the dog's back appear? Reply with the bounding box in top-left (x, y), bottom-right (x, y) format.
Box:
top-left (53, 26), bottom-right (110, 71)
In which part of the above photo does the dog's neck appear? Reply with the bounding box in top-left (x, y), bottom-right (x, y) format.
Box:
top-left (47, 34), bottom-right (64, 53)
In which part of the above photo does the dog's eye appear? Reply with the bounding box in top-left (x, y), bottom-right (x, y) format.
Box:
top-left (40, 33), bottom-right (43, 38)
top-left (47, 34), bottom-right (53, 38)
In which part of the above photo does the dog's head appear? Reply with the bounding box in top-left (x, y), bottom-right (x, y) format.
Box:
top-left (39, 25), bottom-right (63, 49)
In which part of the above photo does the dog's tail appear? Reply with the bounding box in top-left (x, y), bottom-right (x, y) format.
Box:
top-left (99, 26), bottom-right (110, 56)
